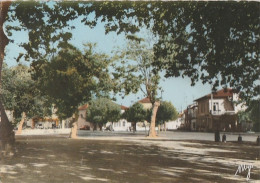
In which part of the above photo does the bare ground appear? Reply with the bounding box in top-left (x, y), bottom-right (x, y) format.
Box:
top-left (0, 135), bottom-right (259, 183)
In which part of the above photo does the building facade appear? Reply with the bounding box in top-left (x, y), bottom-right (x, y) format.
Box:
top-left (194, 88), bottom-right (246, 132)
top-left (166, 115), bottom-right (182, 130)
top-left (138, 97), bottom-right (153, 110)
top-left (185, 103), bottom-right (198, 131)
top-left (106, 105), bottom-right (132, 131)
top-left (77, 104), bottom-right (94, 130)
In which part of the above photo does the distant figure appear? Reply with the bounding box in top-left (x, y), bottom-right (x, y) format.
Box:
top-left (222, 134), bottom-right (226, 143)
top-left (257, 136), bottom-right (260, 146)
top-left (238, 134), bottom-right (242, 142)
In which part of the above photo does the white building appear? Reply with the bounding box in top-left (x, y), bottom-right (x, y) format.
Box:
top-left (106, 119), bottom-right (132, 131)
top-left (165, 117), bottom-right (182, 130)
top-left (105, 105), bottom-right (132, 132)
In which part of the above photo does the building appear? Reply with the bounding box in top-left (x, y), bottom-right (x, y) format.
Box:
top-left (77, 104), bottom-right (94, 130)
top-left (165, 114), bottom-right (182, 130)
top-left (137, 97), bottom-right (153, 131)
top-left (138, 97), bottom-right (153, 110)
top-left (186, 103), bottom-right (198, 131)
top-left (178, 112), bottom-right (186, 130)
top-left (194, 88), bottom-right (246, 132)
top-left (106, 105), bottom-right (132, 131)
top-left (26, 105), bottom-right (60, 129)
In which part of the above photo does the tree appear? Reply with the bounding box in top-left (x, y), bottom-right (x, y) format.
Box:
top-left (4, 2), bottom-right (258, 104)
top-left (86, 98), bottom-right (121, 130)
top-left (113, 37), bottom-right (162, 137)
top-left (32, 44), bottom-right (114, 121)
top-left (0, 1), bottom-right (85, 150)
top-left (0, 1), bottom-right (13, 150)
top-left (153, 2), bottom-right (259, 103)
top-left (1, 63), bottom-right (51, 124)
top-left (82, 1), bottom-right (259, 136)
top-left (123, 102), bottom-right (147, 132)
top-left (156, 101), bottom-right (178, 131)
top-left (0, 1), bottom-right (258, 147)
top-left (238, 100), bottom-right (260, 132)
top-left (249, 100), bottom-right (260, 132)
top-left (114, 39), bottom-right (160, 137)
top-left (81, 2), bottom-right (259, 103)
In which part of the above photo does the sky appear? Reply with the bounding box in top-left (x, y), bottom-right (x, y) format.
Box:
top-left (3, 11), bottom-right (212, 112)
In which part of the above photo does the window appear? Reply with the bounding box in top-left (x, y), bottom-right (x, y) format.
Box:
top-left (213, 102), bottom-right (219, 111)
top-left (123, 121), bottom-right (126, 127)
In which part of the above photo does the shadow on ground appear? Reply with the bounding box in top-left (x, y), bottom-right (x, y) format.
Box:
top-left (0, 135), bottom-right (259, 183)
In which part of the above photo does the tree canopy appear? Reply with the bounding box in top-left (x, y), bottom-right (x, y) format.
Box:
top-left (81, 2), bottom-right (259, 103)
top-left (4, 1), bottom-right (259, 103)
top-left (86, 98), bottom-right (121, 130)
top-left (113, 37), bottom-right (162, 136)
top-left (238, 100), bottom-right (260, 132)
top-left (156, 101), bottom-right (178, 125)
top-left (1, 63), bottom-right (51, 124)
top-left (0, 1), bottom-right (258, 134)
top-left (113, 37), bottom-right (160, 103)
top-left (123, 102), bottom-right (147, 132)
top-left (32, 44), bottom-right (114, 120)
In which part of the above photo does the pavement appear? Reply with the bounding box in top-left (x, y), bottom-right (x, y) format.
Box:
top-left (17, 128), bottom-right (260, 142)
top-left (0, 131), bottom-right (258, 183)
top-left (77, 130), bottom-right (260, 142)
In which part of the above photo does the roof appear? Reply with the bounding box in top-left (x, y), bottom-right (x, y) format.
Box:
top-left (120, 105), bottom-right (129, 110)
top-left (78, 104), bottom-right (88, 110)
top-left (78, 103), bottom-right (128, 110)
top-left (194, 88), bottom-right (234, 101)
top-left (178, 113), bottom-right (184, 118)
top-left (138, 97), bottom-right (151, 104)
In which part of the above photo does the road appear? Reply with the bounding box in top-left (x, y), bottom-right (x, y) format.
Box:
top-left (77, 130), bottom-right (260, 142)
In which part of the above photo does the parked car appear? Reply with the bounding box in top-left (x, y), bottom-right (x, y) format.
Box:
top-left (79, 125), bottom-right (90, 130)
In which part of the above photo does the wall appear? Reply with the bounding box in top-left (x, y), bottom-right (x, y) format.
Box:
top-left (111, 119), bottom-right (131, 131)
top-left (77, 109), bottom-right (93, 130)
top-left (141, 103), bottom-right (153, 110)
top-left (208, 98), bottom-right (236, 115)
top-left (166, 119), bottom-right (182, 130)
top-left (197, 99), bottom-right (209, 116)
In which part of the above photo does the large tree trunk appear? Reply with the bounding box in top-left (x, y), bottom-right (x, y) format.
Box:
top-left (16, 112), bottom-right (26, 135)
top-left (0, 2), bottom-right (11, 72)
top-left (131, 122), bottom-right (136, 133)
top-left (0, 101), bottom-right (15, 156)
top-left (70, 122), bottom-right (78, 139)
top-left (148, 101), bottom-right (160, 138)
top-left (0, 1), bottom-right (14, 156)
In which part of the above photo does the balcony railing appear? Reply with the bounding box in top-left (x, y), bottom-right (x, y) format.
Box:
top-left (210, 110), bottom-right (236, 115)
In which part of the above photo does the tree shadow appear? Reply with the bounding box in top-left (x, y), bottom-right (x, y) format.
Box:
top-left (0, 136), bottom-right (259, 182)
